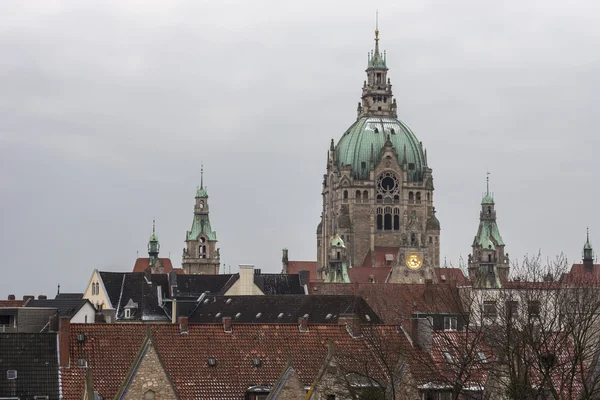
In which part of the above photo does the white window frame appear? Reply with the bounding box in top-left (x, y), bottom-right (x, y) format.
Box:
top-left (444, 316), bottom-right (457, 331)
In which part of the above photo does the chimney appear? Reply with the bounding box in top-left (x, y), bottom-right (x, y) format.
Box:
top-left (239, 264), bottom-right (255, 295)
top-left (179, 316), bottom-right (189, 334)
top-left (423, 279), bottom-right (434, 305)
top-left (59, 317), bottom-right (71, 367)
top-left (282, 248), bottom-right (289, 273)
top-left (23, 295), bottom-right (34, 303)
top-left (411, 317), bottom-right (433, 352)
top-left (7, 294), bottom-right (15, 301)
top-left (254, 268), bottom-right (262, 275)
top-left (298, 316), bottom-right (309, 332)
top-left (338, 313), bottom-right (362, 338)
top-left (168, 270), bottom-right (178, 297)
top-left (48, 315), bottom-right (59, 332)
top-left (223, 316), bottom-right (232, 333)
top-left (171, 299), bottom-right (177, 324)
top-left (38, 295), bottom-right (47, 300)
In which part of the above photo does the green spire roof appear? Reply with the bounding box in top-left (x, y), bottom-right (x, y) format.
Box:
top-left (584, 228), bottom-right (593, 250)
top-left (195, 165), bottom-right (208, 198)
top-left (149, 219), bottom-right (159, 243)
top-left (481, 173), bottom-right (494, 204)
top-left (187, 215), bottom-right (217, 241)
top-left (368, 16), bottom-right (386, 69)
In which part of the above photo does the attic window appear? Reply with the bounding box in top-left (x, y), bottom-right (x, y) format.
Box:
top-left (7, 370), bottom-right (17, 380)
top-left (442, 351), bottom-right (453, 363)
top-left (78, 359), bottom-right (88, 368)
top-left (208, 358), bottom-right (217, 366)
top-left (124, 309), bottom-right (131, 319)
top-left (365, 314), bottom-right (371, 321)
top-left (374, 128), bottom-right (379, 134)
top-left (252, 358), bottom-right (262, 367)
top-left (391, 128), bottom-right (395, 135)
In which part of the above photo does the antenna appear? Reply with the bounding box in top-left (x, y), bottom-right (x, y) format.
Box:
top-left (486, 171), bottom-right (490, 195)
top-left (201, 163), bottom-right (204, 189)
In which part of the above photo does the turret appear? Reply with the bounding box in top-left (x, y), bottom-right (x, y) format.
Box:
top-left (583, 229), bottom-right (594, 273)
top-left (148, 219), bottom-right (160, 262)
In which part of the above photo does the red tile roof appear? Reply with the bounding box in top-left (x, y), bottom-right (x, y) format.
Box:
top-left (61, 323), bottom-right (418, 399)
top-left (359, 246), bottom-right (399, 268)
top-left (310, 283), bottom-right (465, 324)
top-left (560, 263), bottom-right (600, 285)
top-left (132, 257), bottom-right (176, 273)
top-left (434, 268), bottom-right (468, 286)
top-left (347, 266), bottom-right (391, 283)
top-left (286, 261), bottom-right (318, 277)
top-left (0, 300), bottom-right (25, 307)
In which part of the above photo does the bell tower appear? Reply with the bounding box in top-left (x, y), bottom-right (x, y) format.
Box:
top-left (468, 176), bottom-right (509, 288)
top-left (182, 167), bottom-right (221, 275)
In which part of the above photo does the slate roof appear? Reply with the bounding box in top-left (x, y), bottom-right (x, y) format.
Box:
top-left (311, 283), bottom-right (465, 325)
top-left (174, 274), bottom-right (234, 298)
top-left (98, 272), bottom-right (169, 321)
top-left (61, 323), bottom-right (416, 400)
top-left (25, 299), bottom-right (92, 318)
top-left (187, 295), bottom-right (382, 324)
top-left (55, 293), bottom-right (84, 300)
top-left (0, 333), bottom-right (59, 399)
top-left (132, 257), bottom-right (175, 273)
top-left (218, 273), bottom-right (305, 295)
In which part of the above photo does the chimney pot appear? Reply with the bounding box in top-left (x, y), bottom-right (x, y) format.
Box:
top-left (7, 294), bottom-right (15, 301)
top-left (178, 316), bottom-right (189, 334)
top-left (222, 316), bottom-right (232, 333)
top-left (23, 295), bottom-right (34, 303)
top-left (38, 295), bottom-right (47, 300)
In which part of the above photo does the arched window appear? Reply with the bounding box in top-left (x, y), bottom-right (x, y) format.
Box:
top-left (91, 283), bottom-right (95, 295)
top-left (426, 193), bottom-right (430, 202)
top-left (199, 237), bottom-right (207, 258)
top-left (376, 194), bottom-right (383, 204)
top-left (488, 254), bottom-right (492, 262)
top-left (393, 215), bottom-right (400, 230)
top-left (408, 192), bottom-right (414, 204)
top-left (362, 190), bottom-right (368, 202)
top-left (144, 390), bottom-right (156, 400)
top-left (376, 208), bottom-right (383, 230)
top-left (200, 200), bottom-right (204, 209)
top-left (416, 192), bottom-right (422, 204)
top-left (384, 207), bottom-right (392, 230)
top-left (343, 190), bottom-right (348, 203)
top-left (487, 207), bottom-right (491, 215)
top-left (356, 190), bottom-right (361, 203)
top-left (411, 233), bottom-right (416, 245)
top-left (393, 194), bottom-right (399, 203)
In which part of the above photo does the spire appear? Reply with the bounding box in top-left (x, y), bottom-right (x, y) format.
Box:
top-left (368, 13), bottom-right (386, 69)
top-left (148, 219), bottom-right (160, 260)
top-left (374, 10), bottom-right (380, 58)
top-left (583, 228), bottom-right (594, 270)
top-left (482, 172), bottom-right (494, 205)
top-left (200, 164), bottom-right (204, 189)
top-left (196, 167), bottom-right (208, 198)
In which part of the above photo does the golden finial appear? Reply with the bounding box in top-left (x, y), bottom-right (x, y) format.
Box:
top-left (375, 10), bottom-right (379, 40)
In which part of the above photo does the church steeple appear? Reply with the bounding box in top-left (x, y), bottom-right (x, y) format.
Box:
top-left (358, 18), bottom-right (397, 119)
top-left (148, 219), bottom-right (160, 262)
top-left (468, 175), bottom-right (509, 288)
top-left (583, 228), bottom-right (594, 272)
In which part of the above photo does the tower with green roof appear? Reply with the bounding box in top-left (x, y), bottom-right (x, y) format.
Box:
top-left (317, 22), bottom-right (440, 283)
top-left (468, 176), bottom-right (509, 288)
top-left (583, 229), bottom-right (594, 273)
top-left (182, 168), bottom-right (221, 274)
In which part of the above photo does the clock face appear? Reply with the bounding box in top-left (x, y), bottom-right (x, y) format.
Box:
top-left (406, 253), bottom-right (423, 270)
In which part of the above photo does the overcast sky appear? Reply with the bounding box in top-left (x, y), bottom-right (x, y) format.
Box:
top-left (1, 0), bottom-right (600, 297)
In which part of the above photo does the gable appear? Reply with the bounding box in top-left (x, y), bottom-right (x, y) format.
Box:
top-left (83, 270), bottom-right (112, 310)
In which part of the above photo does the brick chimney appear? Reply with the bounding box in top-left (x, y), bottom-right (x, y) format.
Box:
top-left (23, 295), bottom-right (34, 303)
top-left (339, 314), bottom-right (362, 338)
top-left (223, 316), bottom-right (232, 333)
top-left (282, 248), bottom-right (289, 273)
top-left (38, 295), bottom-right (47, 300)
top-left (7, 294), bottom-right (15, 301)
top-left (238, 264), bottom-right (255, 295)
top-left (424, 279), bottom-right (434, 305)
top-left (179, 316), bottom-right (189, 335)
top-left (298, 316), bottom-right (309, 332)
top-left (59, 317), bottom-right (71, 367)
top-left (411, 317), bottom-right (433, 352)
top-left (48, 315), bottom-right (59, 332)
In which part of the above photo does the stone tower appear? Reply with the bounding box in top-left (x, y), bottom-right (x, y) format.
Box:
top-left (317, 25), bottom-right (440, 283)
top-left (182, 169), bottom-right (220, 275)
top-left (324, 234), bottom-right (351, 282)
top-left (468, 178), bottom-right (509, 288)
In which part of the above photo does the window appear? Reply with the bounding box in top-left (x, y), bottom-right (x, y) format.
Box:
top-left (376, 208), bottom-right (383, 230)
top-left (376, 194), bottom-right (383, 203)
top-left (343, 190), bottom-right (348, 203)
top-left (442, 351), bottom-right (453, 363)
top-left (408, 191), bottom-right (414, 204)
top-left (7, 370), bottom-right (17, 379)
top-left (506, 301), bottom-right (518, 318)
top-left (91, 283), bottom-right (95, 295)
top-left (144, 390), bottom-right (156, 400)
top-left (356, 190), bottom-right (361, 203)
top-left (393, 215), bottom-right (400, 231)
top-left (444, 316), bottom-right (457, 331)
top-left (429, 236), bottom-right (433, 244)
top-left (124, 309), bottom-right (131, 319)
top-left (77, 358), bottom-right (87, 368)
top-left (327, 395), bottom-right (336, 400)
top-left (528, 300), bottom-right (541, 317)
top-left (393, 194), bottom-right (399, 203)
top-left (384, 206), bottom-right (392, 230)
top-left (478, 351), bottom-right (489, 363)
top-left (0, 315), bottom-right (11, 325)
top-left (362, 190), bottom-right (368, 202)
top-left (361, 161), bottom-right (367, 169)
top-left (483, 301), bottom-right (497, 317)
top-left (416, 192), bottom-right (422, 204)
top-left (200, 200), bottom-right (204, 209)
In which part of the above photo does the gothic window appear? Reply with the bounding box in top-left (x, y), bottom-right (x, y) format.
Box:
top-left (393, 215), bottom-right (399, 230)
top-left (343, 190), bottom-right (348, 203)
top-left (356, 190), bottom-right (361, 203)
top-left (409, 192), bottom-right (414, 204)
top-left (199, 238), bottom-right (207, 258)
top-left (429, 236), bottom-right (433, 244)
top-left (376, 73), bottom-right (382, 84)
top-left (426, 193), bottom-right (430, 202)
top-left (336, 251), bottom-right (340, 260)
top-left (91, 283), bottom-right (95, 295)
top-left (393, 194), bottom-right (399, 203)
top-left (487, 207), bottom-right (491, 215)
top-left (200, 200), bottom-right (204, 209)
top-left (376, 194), bottom-right (383, 203)
top-left (435, 237), bottom-right (438, 244)
top-left (416, 192), bottom-right (422, 204)
top-left (362, 190), bottom-right (368, 201)
top-left (384, 207), bottom-right (392, 231)
top-left (376, 207), bottom-right (383, 231)
top-left (488, 254), bottom-right (492, 262)
top-left (391, 128), bottom-right (395, 134)
top-left (361, 161), bottom-right (366, 169)
top-left (411, 233), bottom-right (416, 245)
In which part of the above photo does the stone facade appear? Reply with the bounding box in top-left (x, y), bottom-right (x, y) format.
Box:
top-left (182, 178), bottom-right (220, 275)
top-left (317, 28), bottom-right (440, 284)
top-left (123, 341), bottom-right (177, 399)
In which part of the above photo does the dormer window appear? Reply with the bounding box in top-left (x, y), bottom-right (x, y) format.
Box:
top-left (123, 299), bottom-right (138, 320)
top-left (124, 309), bottom-right (131, 319)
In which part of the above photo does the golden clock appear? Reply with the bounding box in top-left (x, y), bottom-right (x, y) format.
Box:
top-left (406, 253), bottom-right (423, 270)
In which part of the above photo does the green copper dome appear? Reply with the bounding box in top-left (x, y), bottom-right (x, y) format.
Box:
top-left (336, 116), bottom-right (426, 181)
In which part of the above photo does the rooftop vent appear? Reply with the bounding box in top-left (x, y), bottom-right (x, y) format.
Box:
top-left (252, 358), bottom-right (262, 367)
top-left (326, 313), bottom-right (332, 320)
top-left (208, 358), bottom-right (217, 366)
top-left (78, 359), bottom-right (88, 368)
top-left (441, 274), bottom-right (447, 281)
top-left (215, 312), bottom-right (222, 318)
top-left (365, 315), bottom-right (371, 322)
top-left (256, 313), bottom-right (262, 319)
top-left (303, 313), bottom-right (309, 318)
top-left (77, 333), bottom-right (85, 343)
top-left (203, 298), bottom-right (209, 304)
top-left (277, 313), bottom-right (284, 319)
top-left (235, 313), bottom-right (241, 319)
top-left (7, 370), bottom-right (17, 380)
top-left (226, 299), bottom-right (232, 304)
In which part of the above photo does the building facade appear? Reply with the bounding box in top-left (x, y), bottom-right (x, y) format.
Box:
top-left (317, 27), bottom-right (440, 283)
top-left (182, 171), bottom-right (220, 275)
